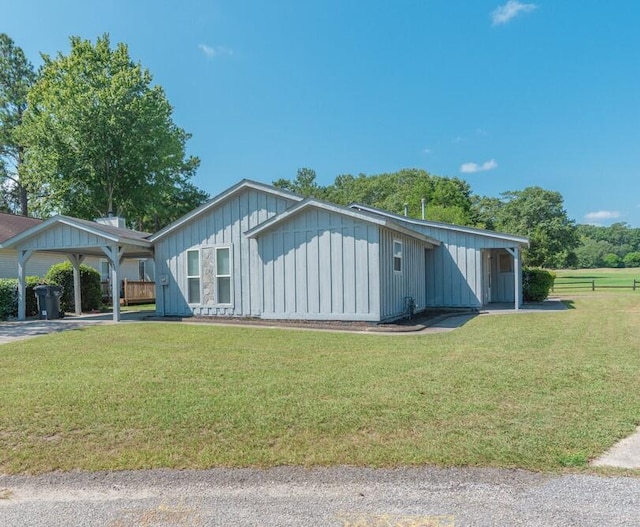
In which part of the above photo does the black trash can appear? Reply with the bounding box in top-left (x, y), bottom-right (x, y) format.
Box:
top-left (33, 285), bottom-right (64, 320)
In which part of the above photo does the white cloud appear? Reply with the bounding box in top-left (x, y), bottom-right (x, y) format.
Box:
top-left (198, 44), bottom-right (234, 58)
top-left (422, 147), bottom-right (432, 155)
top-left (491, 1), bottom-right (537, 26)
top-left (460, 159), bottom-right (498, 174)
top-left (584, 210), bottom-right (621, 221)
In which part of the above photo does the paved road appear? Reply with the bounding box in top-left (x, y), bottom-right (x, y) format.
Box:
top-left (1, 467), bottom-right (639, 526)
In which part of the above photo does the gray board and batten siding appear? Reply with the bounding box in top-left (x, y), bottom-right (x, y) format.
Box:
top-left (350, 204), bottom-right (529, 308)
top-left (151, 181), bottom-right (302, 317)
top-left (245, 202), bottom-right (437, 322)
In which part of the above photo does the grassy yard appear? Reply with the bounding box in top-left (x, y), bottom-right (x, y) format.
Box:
top-left (1, 294), bottom-right (639, 474)
top-left (552, 267), bottom-right (640, 292)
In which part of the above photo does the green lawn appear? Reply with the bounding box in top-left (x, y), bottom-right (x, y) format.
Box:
top-left (1, 294), bottom-right (639, 474)
top-left (553, 267), bottom-right (640, 292)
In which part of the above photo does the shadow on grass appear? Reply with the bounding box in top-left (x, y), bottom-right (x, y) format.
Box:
top-left (561, 300), bottom-right (576, 310)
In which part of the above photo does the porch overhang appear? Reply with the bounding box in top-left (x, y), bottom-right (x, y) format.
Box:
top-left (1, 215), bottom-right (153, 322)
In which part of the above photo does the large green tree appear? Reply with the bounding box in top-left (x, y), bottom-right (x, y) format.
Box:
top-left (480, 186), bottom-right (579, 268)
top-left (274, 168), bottom-right (475, 225)
top-left (0, 33), bottom-right (37, 216)
top-left (18, 34), bottom-right (207, 229)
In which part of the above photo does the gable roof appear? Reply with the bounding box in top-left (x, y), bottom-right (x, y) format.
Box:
top-left (0, 212), bottom-right (42, 244)
top-left (0, 215), bottom-right (152, 250)
top-left (245, 198), bottom-right (441, 247)
top-left (349, 203), bottom-right (530, 246)
top-left (149, 179), bottom-right (303, 243)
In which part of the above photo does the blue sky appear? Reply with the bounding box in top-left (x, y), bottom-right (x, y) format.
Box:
top-left (3, 1), bottom-right (640, 226)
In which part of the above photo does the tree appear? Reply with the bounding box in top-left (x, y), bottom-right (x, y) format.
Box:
top-left (273, 168), bottom-right (325, 199)
top-left (0, 33), bottom-right (37, 216)
top-left (477, 186), bottom-right (579, 268)
top-left (623, 252), bottom-right (640, 268)
top-left (18, 34), bottom-right (207, 229)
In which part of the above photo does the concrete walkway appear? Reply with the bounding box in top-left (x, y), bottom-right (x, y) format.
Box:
top-left (591, 426), bottom-right (640, 469)
top-left (0, 310), bottom-right (152, 345)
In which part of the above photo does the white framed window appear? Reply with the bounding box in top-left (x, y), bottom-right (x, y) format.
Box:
top-left (187, 249), bottom-right (201, 304)
top-left (393, 240), bottom-right (403, 273)
top-left (216, 246), bottom-right (232, 304)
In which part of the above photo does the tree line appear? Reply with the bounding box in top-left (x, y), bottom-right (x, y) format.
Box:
top-left (275, 168), bottom-right (638, 270)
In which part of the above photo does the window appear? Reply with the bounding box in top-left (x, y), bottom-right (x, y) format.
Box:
top-left (393, 240), bottom-right (403, 273)
top-left (187, 249), bottom-right (201, 304)
top-left (499, 252), bottom-right (513, 273)
top-left (216, 247), bottom-right (231, 304)
top-left (100, 260), bottom-right (110, 281)
top-left (138, 260), bottom-right (146, 281)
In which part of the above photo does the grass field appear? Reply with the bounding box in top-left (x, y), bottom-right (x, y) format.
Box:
top-left (552, 267), bottom-right (640, 292)
top-left (1, 293), bottom-right (639, 474)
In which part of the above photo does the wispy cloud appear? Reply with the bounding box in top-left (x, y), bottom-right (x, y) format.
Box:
top-left (198, 44), bottom-right (234, 59)
top-left (491, 1), bottom-right (537, 26)
top-left (584, 210), bottom-right (620, 221)
top-left (460, 159), bottom-right (498, 174)
top-left (422, 147), bottom-right (432, 155)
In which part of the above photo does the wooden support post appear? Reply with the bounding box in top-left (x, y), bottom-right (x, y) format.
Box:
top-left (17, 249), bottom-right (34, 321)
top-left (68, 254), bottom-right (86, 316)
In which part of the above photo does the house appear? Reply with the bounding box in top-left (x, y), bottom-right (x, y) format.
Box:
top-left (2, 179), bottom-right (528, 323)
top-left (150, 179), bottom-right (529, 322)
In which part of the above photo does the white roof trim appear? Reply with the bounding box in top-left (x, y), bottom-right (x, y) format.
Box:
top-left (350, 203), bottom-right (530, 246)
top-left (149, 179), bottom-right (303, 242)
top-left (245, 198), bottom-right (441, 247)
top-left (1, 215), bottom-right (152, 249)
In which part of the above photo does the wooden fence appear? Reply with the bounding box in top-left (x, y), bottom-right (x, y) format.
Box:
top-left (101, 280), bottom-right (156, 305)
top-left (551, 279), bottom-right (640, 292)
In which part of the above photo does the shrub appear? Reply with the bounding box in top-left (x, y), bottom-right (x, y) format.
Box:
top-left (602, 253), bottom-right (623, 268)
top-left (0, 276), bottom-right (42, 320)
top-left (522, 267), bottom-right (555, 302)
top-left (623, 252), bottom-right (640, 268)
top-left (44, 262), bottom-right (102, 312)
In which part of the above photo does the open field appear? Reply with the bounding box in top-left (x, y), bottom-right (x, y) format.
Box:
top-left (1, 294), bottom-right (639, 474)
top-left (552, 267), bottom-right (640, 292)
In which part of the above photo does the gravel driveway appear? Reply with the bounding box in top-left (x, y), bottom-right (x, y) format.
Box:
top-left (1, 466), bottom-right (639, 526)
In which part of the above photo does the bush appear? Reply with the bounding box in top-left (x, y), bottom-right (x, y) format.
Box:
top-left (623, 252), bottom-right (640, 268)
top-left (602, 253), bottom-right (623, 268)
top-left (522, 268), bottom-right (555, 302)
top-left (0, 276), bottom-right (42, 320)
top-left (44, 262), bottom-right (102, 312)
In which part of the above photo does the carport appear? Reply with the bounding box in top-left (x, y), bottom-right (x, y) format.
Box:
top-left (0, 216), bottom-right (153, 322)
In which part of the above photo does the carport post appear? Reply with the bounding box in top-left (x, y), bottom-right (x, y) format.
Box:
top-left (17, 249), bottom-right (33, 321)
top-left (102, 245), bottom-right (124, 322)
top-left (68, 254), bottom-right (85, 316)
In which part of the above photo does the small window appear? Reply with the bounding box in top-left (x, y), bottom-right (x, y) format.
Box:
top-left (187, 249), bottom-right (201, 304)
top-left (499, 252), bottom-right (513, 273)
top-left (393, 240), bottom-right (403, 273)
top-left (100, 260), bottom-right (110, 281)
top-left (216, 247), bottom-right (231, 304)
top-left (138, 260), bottom-right (146, 281)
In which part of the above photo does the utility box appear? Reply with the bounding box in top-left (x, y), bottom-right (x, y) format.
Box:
top-left (33, 285), bottom-right (64, 320)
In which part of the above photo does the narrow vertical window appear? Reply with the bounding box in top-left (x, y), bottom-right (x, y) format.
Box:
top-left (216, 247), bottom-right (231, 304)
top-left (138, 260), bottom-right (146, 281)
top-left (187, 249), bottom-right (201, 304)
top-left (393, 240), bottom-right (403, 273)
top-left (100, 260), bottom-right (110, 281)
